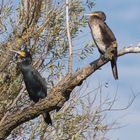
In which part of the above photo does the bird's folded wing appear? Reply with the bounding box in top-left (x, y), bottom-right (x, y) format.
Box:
top-left (99, 22), bottom-right (117, 44)
top-left (32, 69), bottom-right (48, 93)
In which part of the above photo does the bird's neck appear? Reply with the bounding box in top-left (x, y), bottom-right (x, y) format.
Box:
top-left (21, 57), bottom-right (32, 65)
top-left (20, 58), bottom-right (32, 73)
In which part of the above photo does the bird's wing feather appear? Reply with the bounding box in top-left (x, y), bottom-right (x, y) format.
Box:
top-left (99, 22), bottom-right (116, 46)
top-left (99, 22), bottom-right (118, 79)
top-left (32, 68), bottom-right (47, 93)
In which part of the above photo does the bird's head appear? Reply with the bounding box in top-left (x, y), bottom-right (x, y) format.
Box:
top-left (87, 11), bottom-right (106, 21)
top-left (10, 49), bottom-right (32, 64)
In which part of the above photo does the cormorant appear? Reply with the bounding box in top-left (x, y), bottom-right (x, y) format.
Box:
top-left (88, 11), bottom-right (118, 80)
top-left (15, 50), bottom-right (52, 125)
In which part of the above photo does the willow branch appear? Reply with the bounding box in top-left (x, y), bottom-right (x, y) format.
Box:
top-left (0, 45), bottom-right (140, 139)
top-left (66, 0), bottom-right (73, 75)
top-left (0, 86), bottom-right (25, 126)
top-left (0, 10), bottom-right (55, 72)
top-left (118, 44), bottom-right (140, 56)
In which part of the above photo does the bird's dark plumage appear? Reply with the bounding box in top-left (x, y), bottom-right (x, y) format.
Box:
top-left (18, 50), bottom-right (52, 125)
top-left (88, 11), bottom-right (118, 80)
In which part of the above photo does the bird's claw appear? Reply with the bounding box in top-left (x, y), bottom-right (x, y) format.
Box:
top-left (104, 47), bottom-right (115, 60)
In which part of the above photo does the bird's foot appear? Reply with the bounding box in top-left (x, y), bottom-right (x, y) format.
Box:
top-left (104, 47), bottom-right (115, 60)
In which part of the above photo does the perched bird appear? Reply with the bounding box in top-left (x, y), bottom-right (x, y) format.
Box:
top-left (14, 50), bottom-right (52, 125)
top-left (88, 11), bottom-right (118, 80)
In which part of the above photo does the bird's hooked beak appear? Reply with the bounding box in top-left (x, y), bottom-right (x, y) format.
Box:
top-left (9, 49), bottom-right (26, 58)
top-left (84, 13), bottom-right (99, 17)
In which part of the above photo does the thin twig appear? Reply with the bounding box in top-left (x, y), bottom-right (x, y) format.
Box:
top-left (0, 0), bottom-right (4, 14)
top-left (66, 0), bottom-right (72, 75)
top-left (0, 85), bottom-right (25, 126)
top-left (0, 45), bottom-right (140, 139)
top-left (0, 54), bottom-right (47, 125)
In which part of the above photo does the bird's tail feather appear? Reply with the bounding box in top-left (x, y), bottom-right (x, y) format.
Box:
top-left (42, 111), bottom-right (52, 125)
top-left (111, 58), bottom-right (118, 80)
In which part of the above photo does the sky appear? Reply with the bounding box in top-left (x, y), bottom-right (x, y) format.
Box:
top-left (15, 0), bottom-right (140, 139)
top-left (13, 0), bottom-right (139, 139)
top-left (81, 0), bottom-right (140, 139)
top-left (3, 0), bottom-right (140, 139)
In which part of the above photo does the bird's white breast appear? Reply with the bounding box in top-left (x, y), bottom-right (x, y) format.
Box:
top-left (91, 24), bottom-right (106, 53)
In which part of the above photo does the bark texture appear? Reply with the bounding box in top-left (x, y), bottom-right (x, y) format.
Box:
top-left (0, 45), bottom-right (140, 139)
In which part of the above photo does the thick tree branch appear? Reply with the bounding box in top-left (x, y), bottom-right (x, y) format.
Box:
top-left (0, 45), bottom-right (140, 139)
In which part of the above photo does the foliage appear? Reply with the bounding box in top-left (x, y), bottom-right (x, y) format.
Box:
top-left (0, 0), bottom-right (134, 140)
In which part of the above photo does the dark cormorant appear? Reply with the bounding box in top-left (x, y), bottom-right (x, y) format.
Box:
top-left (15, 50), bottom-right (52, 125)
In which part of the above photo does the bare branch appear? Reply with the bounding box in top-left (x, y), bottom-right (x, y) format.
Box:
top-left (0, 10), bottom-right (55, 72)
top-left (118, 43), bottom-right (140, 56)
top-left (66, 0), bottom-right (73, 75)
top-left (0, 45), bottom-right (140, 139)
top-left (0, 85), bottom-right (25, 126)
